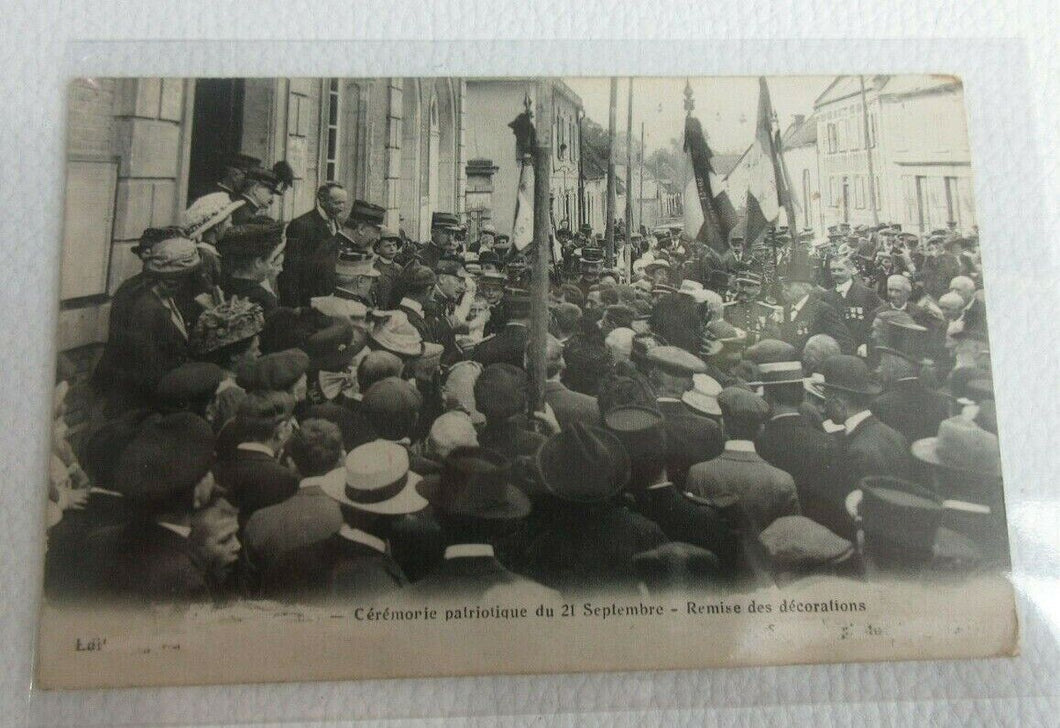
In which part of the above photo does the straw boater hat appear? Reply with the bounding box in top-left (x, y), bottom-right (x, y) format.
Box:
top-left (681, 373), bottom-right (724, 416)
top-left (321, 440), bottom-right (427, 515)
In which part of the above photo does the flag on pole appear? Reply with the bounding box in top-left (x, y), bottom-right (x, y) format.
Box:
top-left (511, 155), bottom-right (535, 252)
top-left (742, 77), bottom-right (783, 246)
top-left (682, 110), bottom-right (732, 253)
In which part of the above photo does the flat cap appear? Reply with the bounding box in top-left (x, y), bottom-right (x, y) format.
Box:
top-left (236, 348), bottom-right (310, 392)
top-left (645, 345), bottom-right (707, 376)
top-left (716, 386), bottom-right (770, 422)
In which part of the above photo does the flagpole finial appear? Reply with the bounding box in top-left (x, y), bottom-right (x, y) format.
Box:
top-left (683, 80), bottom-right (694, 116)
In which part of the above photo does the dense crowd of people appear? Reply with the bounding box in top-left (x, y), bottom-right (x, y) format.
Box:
top-left (44, 151), bottom-right (1006, 609)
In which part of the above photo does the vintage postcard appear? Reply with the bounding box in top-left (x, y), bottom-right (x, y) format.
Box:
top-left (38, 74), bottom-right (1015, 689)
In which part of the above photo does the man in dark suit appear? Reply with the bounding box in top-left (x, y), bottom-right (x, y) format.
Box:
top-left (687, 388), bottom-right (801, 537)
top-left (778, 269), bottom-right (854, 354)
top-left (242, 420), bottom-right (345, 578)
top-left (542, 335), bottom-right (599, 430)
top-left (751, 354), bottom-right (850, 540)
top-left (264, 440), bottom-right (429, 602)
top-left (519, 424), bottom-right (668, 596)
top-left (277, 183), bottom-right (348, 307)
top-left (644, 345), bottom-right (725, 487)
top-left (412, 447), bottom-right (556, 600)
top-left (822, 256), bottom-right (882, 354)
top-left (605, 405), bottom-right (740, 582)
top-left (472, 290), bottom-right (532, 368)
top-left (212, 391), bottom-right (300, 525)
top-left (472, 364), bottom-right (547, 502)
top-left (819, 355), bottom-right (911, 493)
top-left (97, 413), bottom-right (225, 604)
top-left (396, 263), bottom-right (439, 342)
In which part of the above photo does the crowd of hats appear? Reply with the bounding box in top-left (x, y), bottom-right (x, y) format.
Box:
top-left (47, 145), bottom-right (1005, 608)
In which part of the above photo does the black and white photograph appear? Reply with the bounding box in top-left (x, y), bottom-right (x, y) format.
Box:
top-left (37, 74), bottom-right (1015, 688)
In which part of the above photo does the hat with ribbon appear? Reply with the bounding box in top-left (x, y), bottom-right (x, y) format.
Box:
top-left (416, 446), bottom-right (530, 520)
top-left (369, 309), bottom-right (443, 359)
top-left (320, 440), bottom-right (427, 515)
top-left (182, 193), bottom-right (245, 240)
top-left (537, 423), bottom-right (631, 503)
top-left (819, 354), bottom-right (883, 396)
top-left (911, 416), bottom-right (1001, 477)
top-left (142, 233), bottom-right (202, 277)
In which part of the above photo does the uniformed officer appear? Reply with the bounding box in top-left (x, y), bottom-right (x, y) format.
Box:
top-left (722, 271), bottom-right (782, 345)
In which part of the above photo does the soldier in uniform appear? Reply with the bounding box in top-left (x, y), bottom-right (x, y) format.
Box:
top-left (213, 152), bottom-right (261, 202)
top-left (722, 271), bottom-right (782, 345)
top-left (417, 212), bottom-right (461, 269)
top-left (231, 166), bottom-right (285, 225)
top-left (333, 247), bottom-right (381, 309)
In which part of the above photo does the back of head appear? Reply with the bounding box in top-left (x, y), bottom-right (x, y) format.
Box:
top-left (361, 376), bottom-right (423, 440)
top-left (474, 363), bottom-right (529, 422)
top-left (802, 334), bottom-right (841, 374)
top-left (235, 390), bottom-right (296, 442)
top-left (300, 402), bottom-right (377, 451)
top-left (357, 350), bottom-right (405, 392)
top-left (286, 419), bottom-right (344, 477)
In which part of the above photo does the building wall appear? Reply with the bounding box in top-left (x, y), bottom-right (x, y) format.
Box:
top-left (783, 144), bottom-right (822, 235)
top-left (464, 80), bottom-right (580, 237)
top-left (815, 80), bottom-right (974, 236)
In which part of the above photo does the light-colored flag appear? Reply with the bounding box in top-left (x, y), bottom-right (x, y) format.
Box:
top-left (743, 77), bottom-right (783, 245)
top-left (511, 158), bottom-right (535, 252)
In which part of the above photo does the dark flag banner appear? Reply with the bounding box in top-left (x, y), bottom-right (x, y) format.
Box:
top-left (683, 111), bottom-right (732, 254)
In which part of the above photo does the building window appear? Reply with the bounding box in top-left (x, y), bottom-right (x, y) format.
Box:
top-left (829, 177), bottom-right (840, 207)
top-left (837, 119), bottom-right (847, 152)
top-left (827, 123), bottom-right (837, 153)
top-left (873, 175), bottom-right (882, 210)
top-left (851, 116), bottom-right (861, 151)
top-left (854, 176), bottom-right (866, 209)
top-left (324, 79), bottom-right (341, 181)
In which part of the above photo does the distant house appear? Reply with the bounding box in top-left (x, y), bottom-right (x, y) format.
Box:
top-left (781, 113), bottom-right (822, 235)
top-left (815, 75), bottom-right (975, 235)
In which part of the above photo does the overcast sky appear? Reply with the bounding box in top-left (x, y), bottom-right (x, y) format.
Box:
top-left (564, 76), bottom-right (834, 156)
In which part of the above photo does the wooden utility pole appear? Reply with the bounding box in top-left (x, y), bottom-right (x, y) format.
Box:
top-left (604, 77), bottom-right (618, 266)
top-left (860, 74), bottom-right (880, 225)
top-left (639, 121), bottom-right (645, 233)
top-left (528, 81), bottom-right (553, 415)
top-left (624, 77), bottom-right (634, 281)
